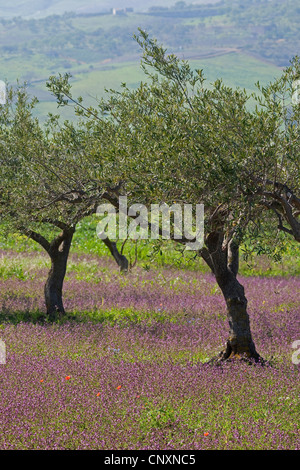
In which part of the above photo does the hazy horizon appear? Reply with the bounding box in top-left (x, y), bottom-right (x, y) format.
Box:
top-left (0, 0), bottom-right (220, 19)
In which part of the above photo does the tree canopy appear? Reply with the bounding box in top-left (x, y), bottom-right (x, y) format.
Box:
top-left (48, 30), bottom-right (299, 250)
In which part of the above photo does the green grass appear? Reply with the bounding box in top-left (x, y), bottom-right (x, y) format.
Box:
top-left (0, 215), bottom-right (299, 277)
top-left (72, 217), bottom-right (300, 276)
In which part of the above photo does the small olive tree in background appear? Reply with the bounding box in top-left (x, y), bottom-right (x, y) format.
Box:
top-left (0, 85), bottom-right (127, 320)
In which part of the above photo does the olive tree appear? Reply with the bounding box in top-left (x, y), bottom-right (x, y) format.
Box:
top-left (45, 31), bottom-right (299, 361)
top-left (0, 85), bottom-right (127, 320)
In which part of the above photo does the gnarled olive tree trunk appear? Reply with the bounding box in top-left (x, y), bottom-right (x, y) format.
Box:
top-left (102, 237), bottom-right (129, 272)
top-left (201, 231), bottom-right (261, 363)
top-left (44, 232), bottom-right (129, 320)
top-left (44, 227), bottom-right (75, 320)
top-left (27, 226), bottom-right (129, 321)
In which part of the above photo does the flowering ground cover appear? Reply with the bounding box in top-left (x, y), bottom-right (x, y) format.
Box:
top-left (0, 247), bottom-right (299, 450)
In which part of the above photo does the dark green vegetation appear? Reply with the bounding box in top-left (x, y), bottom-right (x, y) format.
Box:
top-left (0, 0), bottom-right (298, 119)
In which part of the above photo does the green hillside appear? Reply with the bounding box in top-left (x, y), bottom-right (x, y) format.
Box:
top-left (0, 0), bottom-right (297, 121)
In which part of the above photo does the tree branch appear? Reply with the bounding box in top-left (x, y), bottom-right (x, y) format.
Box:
top-left (22, 229), bottom-right (51, 254)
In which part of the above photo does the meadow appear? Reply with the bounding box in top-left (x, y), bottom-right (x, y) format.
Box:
top-left (0, 219), bottom-right (299, 450)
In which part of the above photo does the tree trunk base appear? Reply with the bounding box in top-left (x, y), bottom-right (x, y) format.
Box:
top-left (206, 340), bottom-right (266, 366)
top-left (47, 307), bottom-right (64, 323)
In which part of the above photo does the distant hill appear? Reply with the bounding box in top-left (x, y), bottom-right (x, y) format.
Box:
top-left (0, 0), bottom-right (219, 18)
top-left (0, 0), bottom-right (297, 121)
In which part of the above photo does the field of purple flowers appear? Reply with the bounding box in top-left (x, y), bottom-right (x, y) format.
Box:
top-left (0, 248), bottom-right (299, 450)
